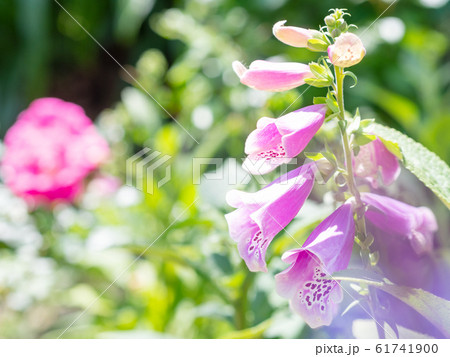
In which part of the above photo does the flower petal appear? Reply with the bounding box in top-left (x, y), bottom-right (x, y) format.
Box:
top-left (361, 193), bottom-right (437, 255)
top-left (234, 60), bottom-right (313, 92)
top-left (353, 138), bottom-right (400, 187)
top-left (276, 251), bottom-right (343, 328)
top-left (242, 105), bottom-right (326, 175)
top-left (225, 164), bottom-right (315, 272)
top-left (275, 202), bottom-right (355, 328)
top-left (272, 20), bottom-right (313, 48)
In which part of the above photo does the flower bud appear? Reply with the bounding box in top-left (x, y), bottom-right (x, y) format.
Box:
top-left (331, 29), bottom-right (341, 38)
top-left (272, 20), bottom-right (313, 48)
top-left (324, 15), bottom-right (335, 27)
top-left (336, 19), bottom-right (348, 32)
top-left (232, 60), bottom-right (313, 92)
top-left (327, 33), bottom-right (366, 68)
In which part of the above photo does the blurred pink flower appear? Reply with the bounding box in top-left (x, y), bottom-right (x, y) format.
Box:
top-left (232, 60), bottom-right (313, 92)
top-left (353, 138), bottom-right (400, 188)
top-left (225, 164), bottom-right (316, 272)
top-left (243, 104), bottom-right (327, 175)
top-left (2, 98), bottom-right (110, 205)
top-left (272, 20), bottom-right (313, 48)
top-left (327, 33), bottom-right (366, 68)
top-left (275, 202), bottom-right (355, 328)
top-left (361, 192), bottom-right (437, 255)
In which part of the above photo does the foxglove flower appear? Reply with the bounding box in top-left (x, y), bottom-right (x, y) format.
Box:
top-left (275, 202), bottom-right (355, 328)
top-left (273, 20), bottom-right (313, 48)
top-left (327, 33), bottom-right (366, 68)
top-left (368, 221), bottom-right (439, 291)
top-left (225, 163), bottom-right (316, 272)
top-left (232, 60), bottom-right (313, 92)
top-left (353, 138), bottom-right (400, 187)
top-left (361, 193), bottom-right (437, 255)
top-left (1, 98), bottom-right (109, 205)
top-left (243, 104), bottom-right (327, 175)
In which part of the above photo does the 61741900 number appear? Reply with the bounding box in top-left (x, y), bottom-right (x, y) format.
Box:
top-left (375, 344), bottom-right (438, 354)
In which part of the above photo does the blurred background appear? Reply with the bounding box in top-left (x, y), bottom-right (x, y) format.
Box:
top-left (0, 0), bottom-right (449, 338)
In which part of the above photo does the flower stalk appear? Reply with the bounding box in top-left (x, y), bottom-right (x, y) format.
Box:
top-left (226, 8), bottom-right (439, 332)
top-left (334, 65), bottom-right (376, 273)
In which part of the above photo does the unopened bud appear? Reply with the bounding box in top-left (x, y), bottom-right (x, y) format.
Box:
top-left (328, 33), bottom-right (366, 68)
top-left (272, 20), bottom-right (313, 48)
top-left (331, 28), bottom-right (341, 38)
top-left (316, 158), bottom-right (335, 178)
top-left (324, 15), bottom-right (335, 27)
top-left (338, 19), bottom-right (348, 32)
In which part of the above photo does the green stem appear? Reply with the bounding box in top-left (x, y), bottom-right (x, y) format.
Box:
top-left (335, 66), bottom-right (361, 204)
top-left (334, 65), bottom-right (369, 250)
top-left (234, 267), bottom-right (255, 330)
top-left (334, 66), bottom-right (384, 336)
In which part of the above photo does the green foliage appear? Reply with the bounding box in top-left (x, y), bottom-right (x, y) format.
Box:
top-left (334, 275), bottom-right (450, 338)
top-left (371, 123), bottom-right (450, 209)
top-left (0, 0), bottom-right (449, 340)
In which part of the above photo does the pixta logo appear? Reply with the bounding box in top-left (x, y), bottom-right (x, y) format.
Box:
top-left (126, 148), bottom-right (171, 194)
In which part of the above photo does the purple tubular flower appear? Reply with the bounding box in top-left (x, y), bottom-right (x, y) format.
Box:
top-left (225, 163), bottom-right (316, 272)
top-left (361, 193), bottom-right (437, 255)
top-left (232, 60), bottom-right (313, 92)
top-left (353, 138), bottom-right (400, 188)
top-left (243, 104), bottom-right (327, 175)
top-left (275, 202), bottom-right (355, 328)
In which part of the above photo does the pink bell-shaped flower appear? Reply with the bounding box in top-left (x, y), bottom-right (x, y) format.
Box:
top-left (243, 104), bottom-right (327, 175)
top-left (361, 193), bottom-right (437, 255)
top-left (225, 163), bottom-right (317, 272)
top-left (272, 20), bottom-right (313, 48)
top-left (353, 138), bottom-right (401, 188)
top-left (275, 202), bottom-right (355, 328)
top-left (232, 60), bottom-right (313, 92)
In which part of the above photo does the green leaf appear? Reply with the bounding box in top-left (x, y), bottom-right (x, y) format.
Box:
top-left (370, 123), bottom-right (450, 209)
top-left (304, 151), bottom-right (337, 169)
top-left (344, 70), bottom-right (358, 88)
top-left (378, 137), bottom-right (402, 160)
top-left (309, 62), bottom-right (329, 79)
top-left (332, 274), bottom-right (450, 338)
top-left (304, 77), bottom-right (332, 88)
top-left (325, 112), bottom-right (340, 121)
top-left (313, 96), bottom-right (326, 105)
top-left (353, 132), bottom-right (376, 147)
top-left (326, 92), bottom-right (339, 113)
top-left (360, 118), bottom-right (375, 129)
top-left (307, 38), bottom-right (329, 52)
top-left (378, 284), bottom-right (450, 338)
top-left (304, 152), bottom-right (326, 161)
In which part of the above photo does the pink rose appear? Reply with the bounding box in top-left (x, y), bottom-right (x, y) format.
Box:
top-left (2, 98), bottom-right (110, 206)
